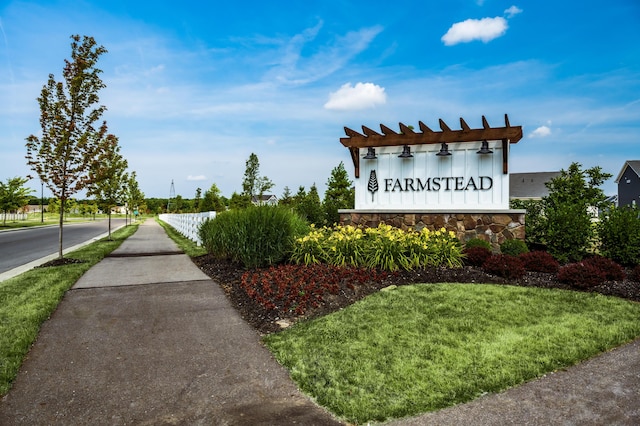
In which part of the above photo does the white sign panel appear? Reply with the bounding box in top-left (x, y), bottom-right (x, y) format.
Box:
top-left (355, 141), bottom-right (509, 211)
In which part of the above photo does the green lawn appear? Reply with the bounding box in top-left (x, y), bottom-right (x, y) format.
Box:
top-left (0, 223), bottom-right (139, 395)
top-left (264, 283), bottom-right (640, 425)
top-left (156, 217), bottom-right (207, 257)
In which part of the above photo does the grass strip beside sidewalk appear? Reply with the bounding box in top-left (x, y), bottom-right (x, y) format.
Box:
top-left (264, 283), bottom-right (640, 425)
top-left (0, 223), bottom-right (139, 396)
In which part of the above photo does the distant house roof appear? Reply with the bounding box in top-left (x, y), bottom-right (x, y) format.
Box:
top-left (509, 172), bottom-right (561, 199)
top-left (251, 194), bottom-right (278, 205)
top-left (615, 160), bottom-right (640, 183)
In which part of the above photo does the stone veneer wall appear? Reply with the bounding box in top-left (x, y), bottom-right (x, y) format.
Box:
top-left (339, 210), bottom-right (526, 251)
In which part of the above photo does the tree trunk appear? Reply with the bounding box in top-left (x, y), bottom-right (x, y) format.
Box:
top-left (108, 210), bottom-right (112, 240)
top-left (58, 197), bottom-right (65, 259)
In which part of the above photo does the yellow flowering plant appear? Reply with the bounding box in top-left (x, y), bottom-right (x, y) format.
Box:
top-left (290, 223), bottom-right (463, 271)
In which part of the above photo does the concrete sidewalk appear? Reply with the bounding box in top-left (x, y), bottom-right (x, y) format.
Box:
top-left (0, 220), bottom-right (341, 425)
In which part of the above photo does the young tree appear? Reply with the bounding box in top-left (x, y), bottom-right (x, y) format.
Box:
top-left (78, 201), bottom-right (99, 219)
top-left (126, 172), bottom-right (145, 222)
top-left (48, 198), bottom-right (78, 215)
top-left (199, 183), bottom-right (225, 212)
top-left (323, 161), bottom-right (354, 225)
top-left (241, 153), bottom-right (260, 199)
top-left (25, 35), bottom-right (109, 258)
top-left (543, 162), bottom-right (612, 263)
top-left (256, 176), bottom-right (275, 200)
top-left (193, 188), bottom-right (202, 212)
top-left (0, 177), bottom-right (34, 225)
top-left (241, 152), bottom-right (274, 202)
top-left (229, 191), bottom-right (252, 210)
top-left (295, 183), bottom-right (324, 226)
top-left (87, 134), bottom-right (128, 239)
top-left (279, 186), bottom-right (293, 206)
top-left (510, 198), bottom-right (546, 250)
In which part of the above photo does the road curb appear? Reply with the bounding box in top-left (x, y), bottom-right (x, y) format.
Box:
top-left (0, 223), bottom-right (129, 282)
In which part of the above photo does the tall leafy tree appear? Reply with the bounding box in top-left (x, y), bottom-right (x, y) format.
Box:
top-left (241, 152), bottom-right (274, 203)
top-left (87, 134), bottom-right (128, 239)
top-left (323, 161), bottom-right (354, 225)
top-left (199, 183), bottom-right (225, 212)
top-left (543, 162), bottom-right (611, 262)
top-left (0, 177), bottom-right (34, 225)
top-left (25, 35), bottom-right (109, 258)
top-left (193, 188), bottom-right (202, 212)
top-left (124, 171), bottom-right (145, 221)
top-left (241, 153), bottom-right (260, 199)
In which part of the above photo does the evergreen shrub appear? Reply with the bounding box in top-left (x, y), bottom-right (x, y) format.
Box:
top-left (464, 238), bottom-right (492, 251)
top-left (500, 239), bottom-right (529, 256)
top-left (598, 205), bottom-right (640, 266)
top-left (518, 251), bottom-right (559, 273)
top-left (482, 254), bottom-right (525, 280)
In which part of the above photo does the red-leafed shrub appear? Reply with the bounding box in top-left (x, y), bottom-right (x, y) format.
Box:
top-left (482, 254), bottom-right (525, 280)
top-left (518, 251), bottom-right (560, 273)
top-left (558, 261), bottom-right (607, 289)
top-left (631, 265), bottom-right (640, 282)
top-left (583, 256), bottom-right (626, 281)
top-left (240, 264), bottom-right (389, 316)
top-left (463, 246), bottom-right (492, 267)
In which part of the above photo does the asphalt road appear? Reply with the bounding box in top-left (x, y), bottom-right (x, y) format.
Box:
top-left (0, 218), bottom-right (126, 275)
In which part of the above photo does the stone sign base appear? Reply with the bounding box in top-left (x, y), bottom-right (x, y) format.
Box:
top-left (338, 209), bottom-right (526, 251)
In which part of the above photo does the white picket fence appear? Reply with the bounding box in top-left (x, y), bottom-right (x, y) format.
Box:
top-left (159, 211), bottom-right (216, 245)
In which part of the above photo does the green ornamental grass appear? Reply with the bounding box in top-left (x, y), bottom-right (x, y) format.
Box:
top-left (199, 206), bottom-right (309, 268)
top-left (264, 283), bottom-right (640, 424)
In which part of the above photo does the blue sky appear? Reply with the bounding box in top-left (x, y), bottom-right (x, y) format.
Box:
top-left (1, 0), bottom-right (639, 199)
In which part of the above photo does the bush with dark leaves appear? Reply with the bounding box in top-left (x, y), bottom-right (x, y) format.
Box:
top-left (583, 256), bottom-right (626, 281)
top-left (558, 261), bottom-right (607, 289)
top-left (482, 254), bottom-right (525, 280)
top-left (463, 246), bottom-right (492, 267)
top-left (518, 251), bottom-right (559, 273)
top-left (631, 265), bottom-right (640, 282)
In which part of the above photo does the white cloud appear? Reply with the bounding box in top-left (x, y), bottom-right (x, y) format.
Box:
top-left (504, 6), bottom-right (523, 18)
top-left (265, 23), bottom-right (383, 85)
top-left (187, 175), bottom-right (207, 181)
top-left (529, 125), bottom-right (552, 138)
top-left (324, 82), bottom-right (387, 110)
top-left (441, 17), bottom-right (508, 46)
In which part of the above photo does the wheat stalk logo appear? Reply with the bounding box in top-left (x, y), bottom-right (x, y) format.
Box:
top-left (368, 170), bottom-right (379, 202)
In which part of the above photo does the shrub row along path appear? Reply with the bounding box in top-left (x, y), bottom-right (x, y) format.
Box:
top-left (1, 219), bottom-right (639, 425)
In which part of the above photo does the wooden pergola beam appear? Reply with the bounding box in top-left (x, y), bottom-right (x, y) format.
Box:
top-left (341, 115), bottom-right (522, 148)
top-left (342, 115), bottom-right (522, 178)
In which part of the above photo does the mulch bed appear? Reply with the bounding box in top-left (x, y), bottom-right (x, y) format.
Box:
top-left (36, 258), bottom-right (87, 268)
top-left (192, 255), bottom-right (640, 335)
